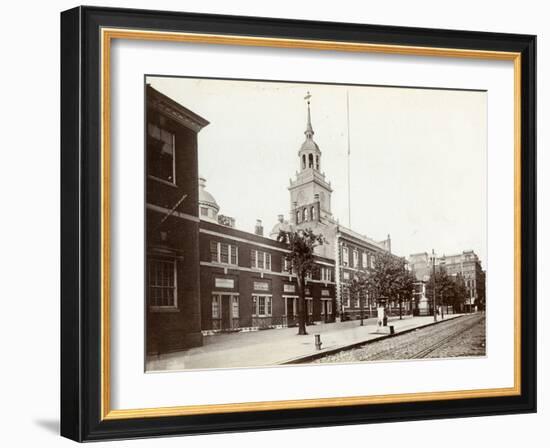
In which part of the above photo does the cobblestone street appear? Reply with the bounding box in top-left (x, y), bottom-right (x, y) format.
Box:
top-left (314, 313), bottom-right (486, 364)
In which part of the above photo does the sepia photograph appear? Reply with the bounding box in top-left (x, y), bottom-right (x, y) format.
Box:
top-left (144, 75), bottom-right (487, 372)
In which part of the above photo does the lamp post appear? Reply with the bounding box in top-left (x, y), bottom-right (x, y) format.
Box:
top-left (432, 249), bottom-right (437, 322)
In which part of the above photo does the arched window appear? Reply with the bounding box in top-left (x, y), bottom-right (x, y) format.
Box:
top-left (316, 155), bottom-right (320, 170)
top-left (303, 207), bottom-right (309, 221)
top-left (302, 154), bottom-right (306, 170)
top-left (311, 206), bottom-right (316, 221)
top-left (308, 153), bottom-right (314, 168)
top-left (296, 210), bottom-right (301, 223)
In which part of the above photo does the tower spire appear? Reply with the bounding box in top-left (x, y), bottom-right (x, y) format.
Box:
top-left (304, 91), bottom-right (314, 138)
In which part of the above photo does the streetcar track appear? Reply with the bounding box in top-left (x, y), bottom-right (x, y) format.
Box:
top-left (352, 314), bottom-right (483, 362)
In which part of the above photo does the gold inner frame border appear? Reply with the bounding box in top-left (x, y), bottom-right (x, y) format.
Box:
top-left (100, 27), bottom-right (522, 421)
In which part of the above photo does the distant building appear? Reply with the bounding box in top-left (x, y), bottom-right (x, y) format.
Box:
top-left (408, 250), bottom-right (486, 313)
top-left (145, 85), bottom-right (209, 355)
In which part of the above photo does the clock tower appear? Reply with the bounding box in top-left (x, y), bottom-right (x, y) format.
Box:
top-left (289, 92), bottom-right (334, 227)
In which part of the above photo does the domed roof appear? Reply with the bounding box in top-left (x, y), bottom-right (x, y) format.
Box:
top-left (269, 215), bottom-right (294, 239)
top-left (198, 176), bottom-right (219, 211)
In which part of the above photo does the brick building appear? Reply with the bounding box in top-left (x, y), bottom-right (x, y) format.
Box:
top-left (198, 178), bottom-right (336, 333)
top-left (145, 85), bottom-right (209, 354)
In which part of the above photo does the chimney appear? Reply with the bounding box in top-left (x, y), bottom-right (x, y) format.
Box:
top-left (255, 219), bottom-right (264, 236)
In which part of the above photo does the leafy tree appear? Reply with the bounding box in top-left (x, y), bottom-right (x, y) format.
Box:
top-left (426, 269), bottom-right (468, 314)
top-left (349, 271), bottom-right (369, 325)
top-left (278, 229), bottom-right (325, 335)
top-left (366, 252), bottom-right (412, 317)
top-left (395, 268), bottom-right (416, 319)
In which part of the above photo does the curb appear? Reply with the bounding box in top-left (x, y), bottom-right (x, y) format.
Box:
top-left (278, 314), bottom-right (463, 365)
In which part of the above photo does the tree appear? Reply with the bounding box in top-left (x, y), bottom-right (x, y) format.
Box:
top-left (278, 229), bottom-right (325, 335)
top-left (395, 268), bottom-right (416, 319)
top-left (349, 271), bottom-right (369, 325)
top-left (366, 252), bottom-right (411, 317)
top-left (426, 269), bottom-right (468, 314)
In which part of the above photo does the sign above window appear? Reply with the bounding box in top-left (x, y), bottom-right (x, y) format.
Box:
top-left (253, 281), bottom-right (269, 291)
top-left (215, 278), bottom-right (235, 289)
top-left (283, 284), bottom-right (296, 293)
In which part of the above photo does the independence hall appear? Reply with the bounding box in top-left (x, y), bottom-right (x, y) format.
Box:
top-left (147, 85), bottom-right (410, 355)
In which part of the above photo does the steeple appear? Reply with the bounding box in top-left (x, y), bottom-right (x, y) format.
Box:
top-left (299, 91), bottom-right (321, 172)
top-left (304, 91), bottom-right (314, 138)
top-left (289, 91), bottom-right (333, 226)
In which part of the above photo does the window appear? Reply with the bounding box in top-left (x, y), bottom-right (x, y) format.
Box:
top-left (306, 298), bottom-right (313, 315)
top-left (302, 154), bottom-right (306, 170)
top-left (231, 296), bottom-right (239, 318)
top-left (211, 294), bottom-right (221, 319)
top-left (308, 153), bottom-right (314, 168)
top-left (303, 207), bottom-right (309, 221)
top-left (147, 123), bottom-right (175, 183)
top-left (296, 209), bottom-right (301, 223)
top-left (148, 258), bottom-right (177, 308)
top-left (362, 252), bottom-right (367, 268)
top-left (200, 207), bottom-right (209, 217)
top-left (327, 300), bottom-right (333, 314)
top-left (251, 250), bottom-right (271, 271)
top-left (210, 241), bottom-right (238, 265)
top-left (311, 206), bottom-right (316, 221)
top-left (370, 255), bottom-right (376, 269)
top-left (354, 294), bottom-right (360, 308)
top-left (252, 295), bottom-right (272, 317)
top-left (283, 257), bottom-right (292, 274)
top-left (342, 247), bottom-right (349, 266)
top-left (343, 287), bottom-right (350, 307)
top-left (321, 267), bottom-right (332, 282)
top-left (315, 155), bottom-right (320, 170)
top-left (353, 250), bottom-right (359, 268)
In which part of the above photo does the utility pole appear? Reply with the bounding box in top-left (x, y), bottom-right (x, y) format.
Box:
top-left (432, 249), bottom-right (437, 322)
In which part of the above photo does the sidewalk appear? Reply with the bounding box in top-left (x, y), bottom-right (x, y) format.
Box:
top-left (146, 314), bottom-right (462, 371)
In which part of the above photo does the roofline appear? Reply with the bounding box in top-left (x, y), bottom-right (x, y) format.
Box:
top-left (146, 84), bottom-right (210, 130)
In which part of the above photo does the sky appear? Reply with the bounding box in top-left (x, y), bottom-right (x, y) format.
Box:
top-left (148, 76), bottom-right (487, 266)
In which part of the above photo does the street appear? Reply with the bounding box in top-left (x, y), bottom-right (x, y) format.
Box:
top-left (315, 313), bottom-right (486, 363)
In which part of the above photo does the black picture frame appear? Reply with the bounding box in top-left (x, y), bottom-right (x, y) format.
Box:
top-left (61, 5), bottom-right (536, 442)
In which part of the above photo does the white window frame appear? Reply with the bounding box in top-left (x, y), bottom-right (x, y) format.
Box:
top-left (306, 297), bottom-right (313, 316)
top-left (283, 257), bottom-right (292, 274)
top-left (252, 294), bottom-right (273, 317)
top-left (362, 252), bottom-right (368, 268)
top-left (342, 246), bottom-right (349, 266)
top-left (211, 294), bottom-right (221, 319)
top-left (231, 295), bottom-right (240, 319)
top-left (148, 258), bottom-right (178, 310)
top-left (321, 267), bottom-right (332, 282)
top-left (251, 250), bottom-right (272, 271)
top-left (353, 249), bottom-right (359, 268)
top-left (212, 241), bottom-right (238, 266)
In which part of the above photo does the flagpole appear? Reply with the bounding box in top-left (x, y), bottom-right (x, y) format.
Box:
top-left (153, 193), bottom-right (188, 232)
top-left (346, 91), bottom-right (351, 228)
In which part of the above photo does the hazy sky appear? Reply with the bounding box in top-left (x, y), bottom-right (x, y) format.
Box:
top-left (148, 76), bottom-right (487, 265)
